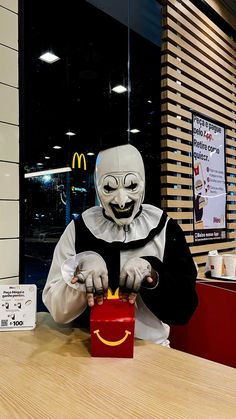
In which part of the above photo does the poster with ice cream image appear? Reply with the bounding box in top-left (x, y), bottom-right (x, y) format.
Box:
top-left (192, 114), bottom-right (226, 242)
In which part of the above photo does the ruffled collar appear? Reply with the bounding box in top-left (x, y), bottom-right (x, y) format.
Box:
top-left (82, 204), bottom-right (164, 243)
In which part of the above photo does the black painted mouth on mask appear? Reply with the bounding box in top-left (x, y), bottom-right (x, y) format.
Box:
top-left (110, 202), bottom-right (134, 219)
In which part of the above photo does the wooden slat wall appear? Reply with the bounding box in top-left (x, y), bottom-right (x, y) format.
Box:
top-left (161, 0), bottom-right (236, 266)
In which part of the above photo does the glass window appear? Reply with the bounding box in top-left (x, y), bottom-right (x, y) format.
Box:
top-left (21, 0), bottom-right (162, 309)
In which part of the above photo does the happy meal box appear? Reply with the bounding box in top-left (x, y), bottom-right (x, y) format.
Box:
top-left (90, 290), bottom-right (135, 358)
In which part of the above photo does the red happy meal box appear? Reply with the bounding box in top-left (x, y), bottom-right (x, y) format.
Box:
top-left (90, 296), bottom-right (135, 358)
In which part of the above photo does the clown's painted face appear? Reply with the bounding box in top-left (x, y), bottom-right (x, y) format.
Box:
top-left (95, 145), bottom-right (145, 226)
top-left (99, 172), bottom-right (144, 225)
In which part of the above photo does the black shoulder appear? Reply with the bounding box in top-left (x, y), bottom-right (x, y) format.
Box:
top-left (165, 217), bottom-right (190, 247)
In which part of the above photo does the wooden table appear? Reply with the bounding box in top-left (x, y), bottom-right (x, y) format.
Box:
top-left (0, 313), bottom-right (235, 418)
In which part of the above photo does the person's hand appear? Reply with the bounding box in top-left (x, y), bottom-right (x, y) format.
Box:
top-left (71, 253), bottom-right (108, 307)
top-left (119, 257), bottom-right (156, 304)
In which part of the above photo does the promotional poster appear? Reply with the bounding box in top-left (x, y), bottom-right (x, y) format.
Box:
top-left (192, 114), bottom-right (226, 242)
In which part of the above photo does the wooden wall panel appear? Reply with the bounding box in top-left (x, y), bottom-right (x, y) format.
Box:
top-left (161, 0), bottom-right (236, 267)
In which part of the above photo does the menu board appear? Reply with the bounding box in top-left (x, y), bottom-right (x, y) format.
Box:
top-left (0, 284), bottom-right (37, 331)
top-left (192, 114), bottom-right (226, 242)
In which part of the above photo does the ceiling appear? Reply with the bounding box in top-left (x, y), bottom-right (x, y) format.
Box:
top-left (222, 0), bottom-right (236, 14)
top-left (204, 0), bottom-right (236, 29)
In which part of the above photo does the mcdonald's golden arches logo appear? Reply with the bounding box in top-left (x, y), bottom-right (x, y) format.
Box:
top-left (72, 152), bottom-right (87, 170)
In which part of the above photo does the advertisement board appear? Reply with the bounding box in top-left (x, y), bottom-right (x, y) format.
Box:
top-left (192, 113), bottom-right (226, 242)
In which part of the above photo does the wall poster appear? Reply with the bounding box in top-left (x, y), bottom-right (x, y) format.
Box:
top-left (192, 113), bottom-right (227, 242)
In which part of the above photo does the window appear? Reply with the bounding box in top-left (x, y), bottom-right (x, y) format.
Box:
top-left (20, 0), bottom-right (162, 309)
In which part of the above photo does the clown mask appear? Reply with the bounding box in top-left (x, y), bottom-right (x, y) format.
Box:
top-left (95, 144), bottom-right (145, 226)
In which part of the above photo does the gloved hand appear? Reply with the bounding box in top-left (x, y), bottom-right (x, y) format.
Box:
top-left (71, 252), bottom-right (108, 307)
top-left (119, 257), bottom-right (157, 304)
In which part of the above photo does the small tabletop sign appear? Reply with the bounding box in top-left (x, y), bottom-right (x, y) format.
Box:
top-left (0, 284), bottom-right (37, 331)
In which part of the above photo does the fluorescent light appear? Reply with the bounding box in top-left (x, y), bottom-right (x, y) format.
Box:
top-left (87, 152), bottom-right (95, 156)
top-left (36, 162), bottom-right (43, 166)
top-left (39, 52), bottom-right (60, 63)
top-left (112, 85), bottom-right (127, 93)
top-left (24, 167), bottom-right (72, 178)
top-left (129, 129), bottom-right (140, 134)
top-left (66, 131), bottom-right (76, 136)
top-left (44, 156), bottom-right (50, 159)
top-left (53, 145), bottom-right (62, 149)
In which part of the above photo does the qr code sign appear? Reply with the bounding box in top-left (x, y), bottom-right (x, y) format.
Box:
top-left (0, 284), bottom-right (37, 331)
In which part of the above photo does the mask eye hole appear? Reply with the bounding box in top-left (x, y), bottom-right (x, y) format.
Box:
top-left (102, 175), bottom-right (118, 193)
top-left (103, 184), bottom-right (116, 193)
top-left (124, 173), bottom-right (140, 191)
top-left (126, 182), bottom-right (138, 191)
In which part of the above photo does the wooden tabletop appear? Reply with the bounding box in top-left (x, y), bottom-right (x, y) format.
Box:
top-left (0, 312), bottom-right (235, 418)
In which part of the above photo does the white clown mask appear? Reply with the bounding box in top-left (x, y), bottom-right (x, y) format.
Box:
top-left (95, 144), bottom-right (145, 226)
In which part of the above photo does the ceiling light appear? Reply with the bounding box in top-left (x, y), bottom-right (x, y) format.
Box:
top-left (87, 152), bottom-right (95, 156)
top-left (53, 145), bottom-right (62, 149)
top-left (112, 85), bottom-right (127, 94)
top-left (36, 162), bottom-right (43, 166)
top-left (66, 131), bottom-right (76, 136)
top-left (147, 100), bottom-right (152, 103)
top-left (24, 167), bottom-right (72, 178)
top-left (129, 129), bottom-right (140, 134)
top-left (44, 156), bottom-right (51, 159)
top-left (39, 52), bottom-right (60, 63)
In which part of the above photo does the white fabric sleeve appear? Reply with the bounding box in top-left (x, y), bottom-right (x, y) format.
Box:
top-left (42, 221), bottom-right (88, 324)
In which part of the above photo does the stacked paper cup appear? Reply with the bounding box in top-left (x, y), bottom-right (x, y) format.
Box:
top-left (208, 253), bottom-right (223, 278)
top-left (223, 254), bottom-right (236, 278)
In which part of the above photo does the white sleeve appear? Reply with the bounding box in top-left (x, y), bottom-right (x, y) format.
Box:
top-left (42, 221), bottom-right (88, 324)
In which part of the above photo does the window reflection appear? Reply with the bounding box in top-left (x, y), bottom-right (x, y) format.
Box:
top-left (22, 0), bottom-right (162, 309)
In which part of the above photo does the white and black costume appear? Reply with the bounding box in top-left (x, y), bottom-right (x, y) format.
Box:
top-left (43, 145), bottom-right (198, 345)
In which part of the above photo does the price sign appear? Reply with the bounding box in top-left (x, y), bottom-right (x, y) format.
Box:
top-left (0, 284), bottom-right (37, 331)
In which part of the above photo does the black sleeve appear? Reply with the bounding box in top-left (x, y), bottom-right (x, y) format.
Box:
top-left (140, 218), bottom-right (198, 325)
